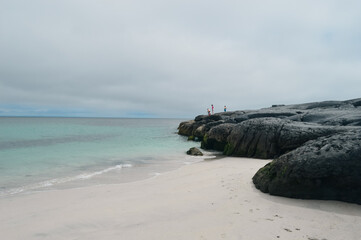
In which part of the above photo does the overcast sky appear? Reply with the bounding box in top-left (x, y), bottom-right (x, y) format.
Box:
top-left (1, 0), bottom-right (361, 118)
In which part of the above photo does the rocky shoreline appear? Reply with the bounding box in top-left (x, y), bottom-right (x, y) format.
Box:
top-left (178, 98), bottom-right (361, 204)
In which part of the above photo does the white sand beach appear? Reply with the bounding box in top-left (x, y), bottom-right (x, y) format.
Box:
top-left (1, 157), bottom-right (360, 240)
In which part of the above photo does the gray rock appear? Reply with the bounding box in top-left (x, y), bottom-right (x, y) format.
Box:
top-left (283, 99), bottom-right (361, 126)
top-left (201, 123), bottom-right (235, 151)
top-left (192, 120), bottom-right (226, 140)
top-left (195, 115), bottom-right (208, 122)
top-left (246, 110), bottom-right (297, 119)
top-left (178, 120), bottom-right (205, 137)
top-left (186, 147), bottom-right (203, 156)
top-left (224, 118), bottom-right (237, 124)
top-left (177, 98), bottom-right (361, 204)
top-left (178, 120), bottom-right (195, 136)
top-left (194, 114), bottom-right (223, 123)
top-left (193, 125), bottom-right (206, 139)
top-left (234, 115), bottom-right (249, 123)
top-left (225, 118), bottom-right (342, 159)
top-left (351, 99), bottom-right (361, 107)
top-left (178, 98), bottom-right (361, 139)
top-left (252, 130), bottom-right (361, 204)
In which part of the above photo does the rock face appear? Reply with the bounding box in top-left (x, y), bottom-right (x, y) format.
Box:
top-left (178, 98), bottom-right (361, 204)
top-left (225, 118), bottom-right (343, 159)
top-left (186, 147), bottom-right (203, 156)
top-left (202, 123), bottom-right (235, 151)
top-left (253, 130), bottom-right (361, 204)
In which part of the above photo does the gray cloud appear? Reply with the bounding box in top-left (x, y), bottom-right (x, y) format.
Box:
top-left (1, 0), bottom-right (361, 117)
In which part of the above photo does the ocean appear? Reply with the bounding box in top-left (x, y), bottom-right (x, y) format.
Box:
top-left (0, 117), bottom-right (203, 197)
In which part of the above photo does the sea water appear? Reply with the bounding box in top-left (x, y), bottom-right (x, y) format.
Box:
top-left (0, 117), bottom-right (202, 197)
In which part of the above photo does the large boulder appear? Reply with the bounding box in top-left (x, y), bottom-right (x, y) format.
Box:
top-left (178, 120), bottom-right (195, 136)
top-left (252, 130), bottom-right (361, 204)
top-left (191, 120), bottom-right (227, 140)
top-left (178, 120), bottom-right (205, 137)
top-left (201, 123), bottom-right (235, 151)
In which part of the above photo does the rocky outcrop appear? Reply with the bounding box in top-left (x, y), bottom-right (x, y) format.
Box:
top-left (178, 98), bottom-right (361, 158)
top-left (178, 98), bottom-right (361, 204)
top-left (252, 130), bottom-right (361, 204)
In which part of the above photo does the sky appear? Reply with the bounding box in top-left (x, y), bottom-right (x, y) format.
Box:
top-left (1, 0), bottom-right (361, 118)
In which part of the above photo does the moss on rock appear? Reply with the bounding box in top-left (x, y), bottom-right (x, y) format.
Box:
top-left (187, 135), bottom-right (195, 141)
top-left (224, 143), bottom-right (235, 156)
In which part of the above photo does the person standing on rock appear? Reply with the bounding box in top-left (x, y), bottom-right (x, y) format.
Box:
top-left (224, 106), bottom-right (227, 112)
top-left (211, 104), bottom-right (214, 114)
top-left (207, 108), bottom-right (211, 116)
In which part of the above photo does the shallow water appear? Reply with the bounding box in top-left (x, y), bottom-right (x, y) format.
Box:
top-left (0, 117), bottom-right (202, 196)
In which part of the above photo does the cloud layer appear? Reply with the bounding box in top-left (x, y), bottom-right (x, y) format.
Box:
top-left (1, 0), bottom-right (361, 117)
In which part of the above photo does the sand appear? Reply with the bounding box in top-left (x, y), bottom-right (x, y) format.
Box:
top-left (1, 157), bottom-right (360, 240)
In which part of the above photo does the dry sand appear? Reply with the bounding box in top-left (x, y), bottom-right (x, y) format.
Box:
top-left (1, 157), bottom-right (360, 240)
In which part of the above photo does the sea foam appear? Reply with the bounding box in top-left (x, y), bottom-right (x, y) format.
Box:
top-left (0, 164), bottom-right (132, 197)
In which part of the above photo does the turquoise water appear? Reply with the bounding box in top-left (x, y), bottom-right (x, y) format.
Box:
top-left (0, 117), bottom-right (200, 196)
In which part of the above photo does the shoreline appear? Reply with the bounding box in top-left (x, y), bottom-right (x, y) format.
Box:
top-left (1, 157), bottom-right (360, 240)
top-left (0, 152), bottom-right (209, 199)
